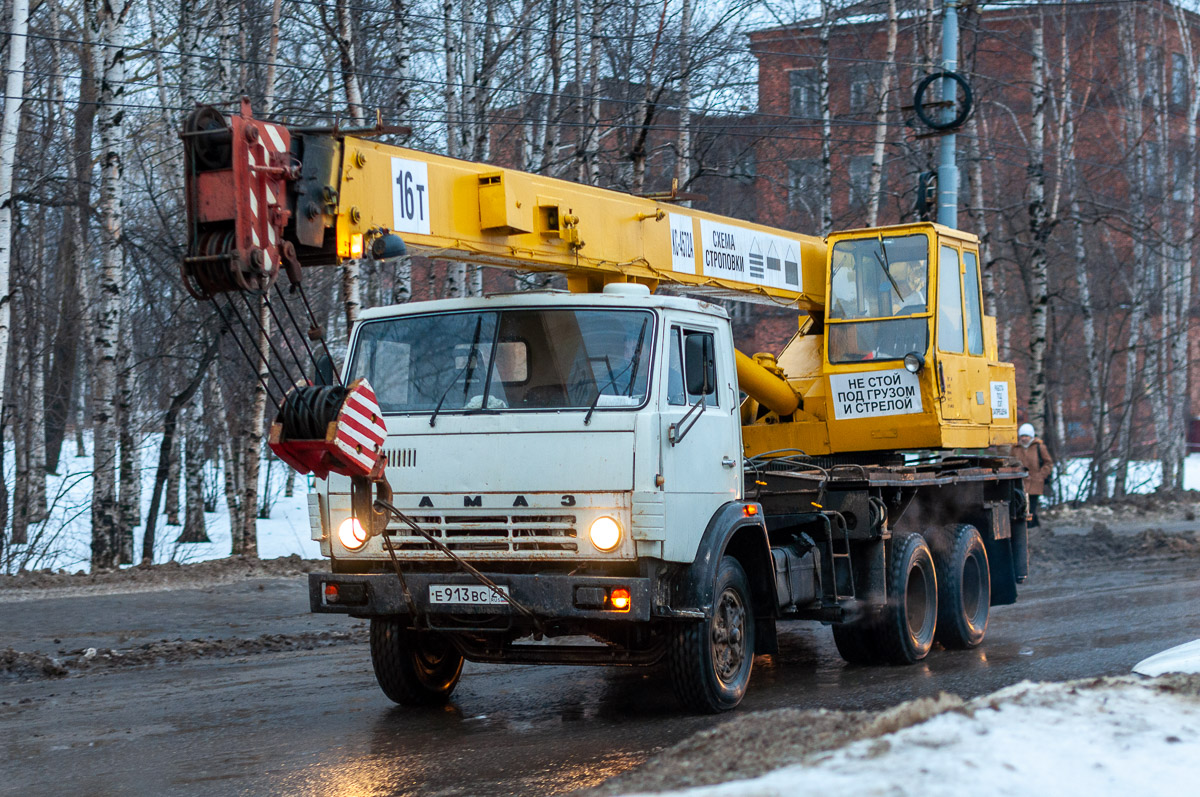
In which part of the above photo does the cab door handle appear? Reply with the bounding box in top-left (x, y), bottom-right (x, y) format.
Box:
top-left (721, 457), bottom-right (737, 468)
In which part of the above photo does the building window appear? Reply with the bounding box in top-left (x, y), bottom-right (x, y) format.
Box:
top-left (1173, 150), bottom-right (1189, 202)
top-left (1144, 45), bottom-right (1162, 102)
top-left (1146, 141), bottom-right (1163, 196)
top-left (732, 149), bottom-right (756, 183)
top-left (849, 66), bottom-right (877, 110)
top-left (789, 68), bottom-right (819, 118)
top-left (1172, 53), bottom-right (1189, 106)
top-left (724, 300), bottom-right (753, 324)
top-left (848, 155), bottom-right (873, 207)
top-left (788, 160), bottom-right (820, 212)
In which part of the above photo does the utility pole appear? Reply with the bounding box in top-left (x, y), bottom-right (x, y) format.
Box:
top-left (938, 1), bottom-right (959, 228)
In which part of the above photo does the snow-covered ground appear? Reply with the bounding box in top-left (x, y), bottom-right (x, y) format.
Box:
top-left (1049, 452), bottom-right (1200, 505)
top-left (4, 434), bottom-right (315, 573)
top-left (623, 675), bottom-right (1200, 797)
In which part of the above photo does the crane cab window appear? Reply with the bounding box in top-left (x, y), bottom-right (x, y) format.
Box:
top-left (827, 233), bottom-right (930, 363)
top-left (937, 245), bottom-right (964, 354)
top-left (963, 250), bottom-right (984, 355)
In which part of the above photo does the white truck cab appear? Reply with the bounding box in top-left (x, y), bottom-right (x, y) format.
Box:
top-left (314, 284), bottom-right (742, 573)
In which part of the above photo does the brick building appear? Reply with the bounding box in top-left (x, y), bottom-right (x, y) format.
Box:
top-left (746, 0), bottom-right (1200, 461)
top-left (424, 1), bottom-right (1197, 467)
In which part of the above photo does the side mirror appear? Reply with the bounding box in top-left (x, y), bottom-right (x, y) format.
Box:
top-left (684, 333), bottom-right (715, 396)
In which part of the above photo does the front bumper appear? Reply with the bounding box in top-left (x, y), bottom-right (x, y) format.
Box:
top-left (310, 571), bottom-right (654, 622)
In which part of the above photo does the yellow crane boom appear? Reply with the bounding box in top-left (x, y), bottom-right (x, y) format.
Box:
top-left (316, 138), bottom-right (828, 308)
top-left (182, 102), bottom-right (1016, 461)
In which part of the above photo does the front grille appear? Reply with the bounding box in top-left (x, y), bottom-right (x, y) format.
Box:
top-left (385, 448), bottom-right (418, 468)
top-left (383, 513), bottom-right (579, 555)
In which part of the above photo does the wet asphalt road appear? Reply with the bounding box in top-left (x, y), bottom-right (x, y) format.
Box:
top-left (2, 558), bottom-right (1199, 796)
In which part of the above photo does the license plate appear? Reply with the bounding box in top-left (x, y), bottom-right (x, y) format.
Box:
top-left (428, 584), bottom-right (510, 606)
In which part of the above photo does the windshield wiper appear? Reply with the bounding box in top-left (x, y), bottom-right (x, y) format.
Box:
top-left (874, 239), bottom-right (904, 302)
top-left (624, 319), bottom-right (649, 397)
top-left (583, 355), bottom-right (613, 426)
top-left (584, 318), bottom-right (649, 425)
top-left (469, 312), bottom-right (504, 414)
top-left (429, 316), bottom-right (484, 428)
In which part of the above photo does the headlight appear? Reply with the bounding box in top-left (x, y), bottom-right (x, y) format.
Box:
top-left (903, 352), bottom-right (925, 373)
top-left (338, 517), bottom-right (369, 550)
top-left (588, 516), bottom-right (621, 552)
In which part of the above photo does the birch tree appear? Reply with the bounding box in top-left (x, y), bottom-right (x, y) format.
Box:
top-left (90, 0), bottom-right (135, 570)
top-left (675, 0), bottom-right (693, 200)
top-left (1112, 3), bottom-right (1149, 497)
top-left (866, 0), bottom-right (897, 228)
top-left (234, 0), bottom-right (290, 557)
top-left (0, 0), bottom-right (31, 421)
top-left (817, 0), bottom-right (833, 235)
top-left (263, 0), bottom-right (285, 115)
top-left (1055, 5), bottom-right (1107, 500)
top-left (328, 0), bottom-right (365, 330)
top-left (1166, 2), bottom-right (1199, 490)
top-left (578, 0), bottom-right (603, 186)
top-left (1143, 23), bottom-right (1177, 490)
top-left (1024, 7), bottom-right (1050, 433)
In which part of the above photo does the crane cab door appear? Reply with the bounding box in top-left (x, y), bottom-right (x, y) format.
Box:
top-left (660, 324), bottom-right (741, 558)
top-left (934, 243), bottom-right (989, 423)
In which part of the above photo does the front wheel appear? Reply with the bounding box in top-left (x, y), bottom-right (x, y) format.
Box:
top-left (369, 619), bottom-right (464, 706)
top-left (667, 556), bottom-right (755, 713)
top-left (876, 532), bottom-right (938, 664)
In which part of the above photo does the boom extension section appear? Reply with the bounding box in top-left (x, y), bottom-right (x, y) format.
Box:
top-left (182, 102), bottom-right (828, 307)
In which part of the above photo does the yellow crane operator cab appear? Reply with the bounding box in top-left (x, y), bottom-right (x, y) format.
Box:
top-left (818, 223), bottom-right (1014, 450)
top-left (825, 223), bottom-right (985, 367)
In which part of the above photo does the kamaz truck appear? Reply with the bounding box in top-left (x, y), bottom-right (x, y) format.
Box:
top-left (182, 102), bottom-right (1028, 713)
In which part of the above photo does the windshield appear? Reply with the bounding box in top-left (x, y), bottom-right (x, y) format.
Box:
top-left (829, 234), bottom-right (930, 320)
top-left (349, 309), bottom-right (655, 414)
top-left (827, 233), bottom-right (930, 363)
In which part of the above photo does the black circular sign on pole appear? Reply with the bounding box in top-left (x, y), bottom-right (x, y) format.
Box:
top-left (913, 71), bottom-right (973, 131)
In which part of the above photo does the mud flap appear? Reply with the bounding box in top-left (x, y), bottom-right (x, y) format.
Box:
top-left (1011, 517), bottom-right (1029, 583)
top-left (984, 535), bottom-right (1018, 606)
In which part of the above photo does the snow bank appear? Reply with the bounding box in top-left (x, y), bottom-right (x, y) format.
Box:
top-left (1135, 640), bottom-right (1200, 677)
top-left (622, 678), bottom-right (1200, 797)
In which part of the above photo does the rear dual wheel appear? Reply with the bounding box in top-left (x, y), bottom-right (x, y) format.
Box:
top-left (832, 532), bottom-right (937, 665)
top-left (931, 524), bottom-right (990, 649)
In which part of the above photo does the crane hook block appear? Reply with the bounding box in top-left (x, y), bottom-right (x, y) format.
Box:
top-left (181, 98), bottom-right (297, 299)
top-left (268, 378), bottom-right (389, 480)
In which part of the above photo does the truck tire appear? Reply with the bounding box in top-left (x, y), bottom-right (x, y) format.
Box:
top-left (931, 524), bottom-right (990, 649)
top-left (832, 617), bottom-right (883, 665)
top-left (876, 532), bottom-right (937, 665)
top-left (668, 556), bottom-right (755, 713)
top-left (369, 619), bottom-right (464, 706)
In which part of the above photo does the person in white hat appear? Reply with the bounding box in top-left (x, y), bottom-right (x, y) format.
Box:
top-left (1012, 423), bottom-right (1054, 527)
